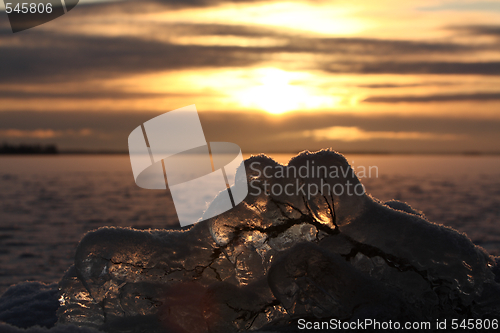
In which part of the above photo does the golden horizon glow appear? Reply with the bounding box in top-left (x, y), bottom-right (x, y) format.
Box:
top-left (303, 126), bottom-right (464, 141)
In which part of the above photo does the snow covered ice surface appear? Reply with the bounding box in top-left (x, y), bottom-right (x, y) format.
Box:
top-left (53, 150), bottom-right (500, 332)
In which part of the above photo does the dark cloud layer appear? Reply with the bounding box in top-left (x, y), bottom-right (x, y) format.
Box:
top-left (0, 90), bottom-right (212, 100)
top-left (283, 37), bottom-right (474, 55)
top-left (452, 25), bottom-right (500, 37)
top-left (199, 111), bottom-right (500, 139)
top-left (1, 31), bottom-right (497, 87)
top-left (364, 93), bottom-right (500, 103)
top-left (357, 83), bottom-right (439, 89)
top-left (0, 111), bottom-right (498, 153)
top-left (324, 61), bottom-right (500, 75)
top-left (2, 110), bottom-right (498, 135)
top-left (0, 34), bottom-right (265, 84)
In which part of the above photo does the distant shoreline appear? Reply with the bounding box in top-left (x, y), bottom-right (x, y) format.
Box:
top-left (0, 143), bottom-right (58, 155)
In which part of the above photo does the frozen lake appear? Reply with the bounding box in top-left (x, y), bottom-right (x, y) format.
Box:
top-left (0, 153), bottom-right (499, 293)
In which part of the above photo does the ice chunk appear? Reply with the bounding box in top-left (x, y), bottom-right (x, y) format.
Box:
top-left (0, 282), bottom-right (59, 329)
top-left (268, 242), bottom-right (406, 320)
top-left (0, 281), bottom-right (102, 333)
top-left (59, 149), bottom-right (500, 332)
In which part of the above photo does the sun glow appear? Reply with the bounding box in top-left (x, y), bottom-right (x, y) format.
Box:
top-left (141, 1), bottom-right (368, 36)
top-left (210, 2), bottom-right (367, 35)
top-left (235, 68), bottom-right (341, 114)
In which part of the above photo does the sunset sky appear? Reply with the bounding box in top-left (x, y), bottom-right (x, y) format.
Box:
top-left (1, 0), bottom-right (499, 153)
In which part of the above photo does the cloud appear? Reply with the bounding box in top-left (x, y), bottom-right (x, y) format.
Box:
top-left (356, 82), bottom-right (453, 89)
top-left (300, 126), bottom-right (463, 142)
top-left (451, 25), bottom-right (500, 36)
top-left (364, 93), bottom-right (500, 103)
top-left (1, 31), bottom-right (494, 87)
top-left (418, 2), bottom-right (500, 12)
top-left (323, 61), bottom-right (500, 75)
top-left (357, 83), bottom-right (426, 89)
top-left (282, 37), bottom-right (474, 55)
top-left (2, 110), bottom-right (499, 135)
top-left (195, 111), bottom-right (500, 153)
top-left (1, 39), bottom-right (266, 85)
top-left (0, 90), bottom-right (209, 100)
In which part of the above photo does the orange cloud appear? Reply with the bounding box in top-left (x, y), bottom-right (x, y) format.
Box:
top-left (302, 126), bottom-right (463, 142)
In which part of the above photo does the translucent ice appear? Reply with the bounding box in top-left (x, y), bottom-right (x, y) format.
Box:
top-left (58, 150), bottom-right (500, 332)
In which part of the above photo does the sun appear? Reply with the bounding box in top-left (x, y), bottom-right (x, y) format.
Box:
top-left (236, 68), bottom-right (338, 115)
top-left (236, 68), bottom-right (303, 114)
